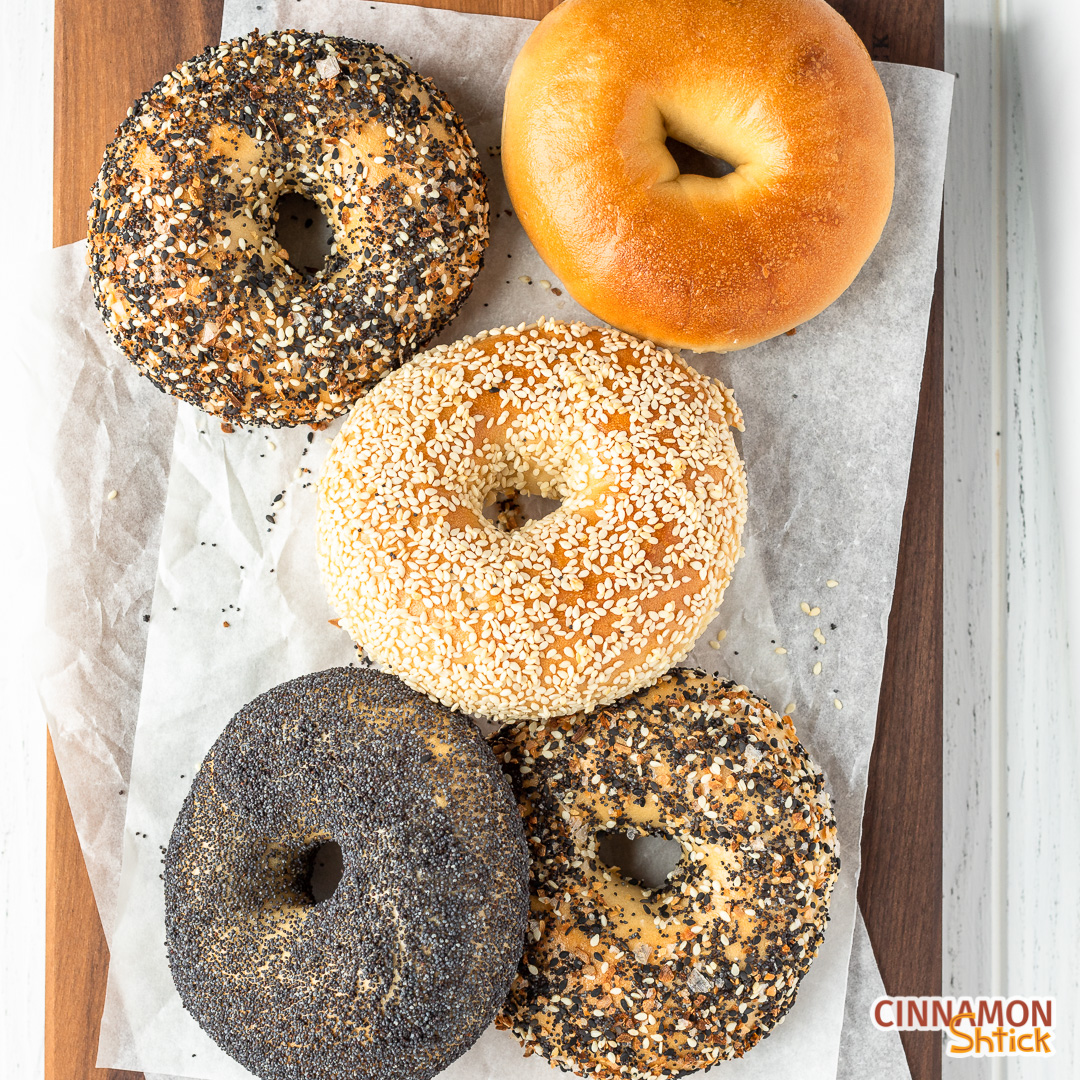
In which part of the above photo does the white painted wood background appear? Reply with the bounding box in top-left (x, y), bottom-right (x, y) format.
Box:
top-left (944, 0), bottom-right (1078, 1077)
top-left (2, 1), bottom-right (51, 1076)
top-left (2, 0), bottom-right (1077, 1076)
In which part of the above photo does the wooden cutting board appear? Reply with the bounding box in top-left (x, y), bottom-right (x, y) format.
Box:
top-left (48, 1), bottom-right (943, 1078)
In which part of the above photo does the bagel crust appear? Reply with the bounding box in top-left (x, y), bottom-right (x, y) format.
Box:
top-left (490, 669), bottom-right (840, 1078)
top-left (87, 31), bottom-right (488, 427)
top-left (316, 321), bottom-right (746, 722)
top-left (501, 0), bottom-right (894, 352)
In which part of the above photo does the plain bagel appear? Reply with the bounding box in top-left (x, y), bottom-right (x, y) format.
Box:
top-left (501, 0), bottom-right (894, 353)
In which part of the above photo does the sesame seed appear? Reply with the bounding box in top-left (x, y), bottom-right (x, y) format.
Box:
top-left (316, 321), bottom-right (747, 722)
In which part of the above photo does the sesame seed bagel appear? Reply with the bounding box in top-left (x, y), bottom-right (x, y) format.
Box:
top-left (490, 669), bottom-right (840, 1078)
top-left (316, 320), bottom-right (747, 722)
top-left (501, 0), bottom-right (894, 352)
top-left (87, 30), bottom-right (488, 427)
top-left (164, 667), bottom-right (529, 1080)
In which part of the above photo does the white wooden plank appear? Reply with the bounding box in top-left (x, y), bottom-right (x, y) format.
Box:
top-left (1004, 1), bottom-right (1080, 707)
top-left (1001, 2), bottom-right (1079, 1074)
top-left (945, 0), bottom-right (1078, 1075)
top-left (0, 1), bottom-right (52, 1076)
top-left (943, 4), bottom-right (1004, 1073)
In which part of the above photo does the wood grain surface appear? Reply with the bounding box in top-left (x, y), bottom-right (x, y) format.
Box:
top-left (49, 1), bottom-right (944, 1078)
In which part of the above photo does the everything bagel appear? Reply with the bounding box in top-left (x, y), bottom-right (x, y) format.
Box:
top-left (87, 31), bottom-right (488, 427)
top-left (491, 669), bottom-right (840, 1078)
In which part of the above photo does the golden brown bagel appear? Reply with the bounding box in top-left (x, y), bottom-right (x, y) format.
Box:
top-left (491, 669), bottom-right (840, 1078)
top-left (501, 0), bottom-right (894, 353)
top-left (316, 321), bottom-right (746, 722)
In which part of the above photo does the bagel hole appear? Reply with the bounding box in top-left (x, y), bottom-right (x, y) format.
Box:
top-left (665, 138), bottom-right (736, 180)
top-left (482, 488), bottom-right (562, 531)
top-left (307, 840), bottom-right (344, 902)
top-left (597, 829), bottom-right (682, 891)
top-left (275, 192), bottom-right (335, 277)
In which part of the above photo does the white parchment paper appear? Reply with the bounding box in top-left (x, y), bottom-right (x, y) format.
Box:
top-left (27, 241), bottom-right (911, 1080)
top-left (27, 244), bottom-right (176, 943)
top-left (24, 3), bottom-right (949, 1078)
